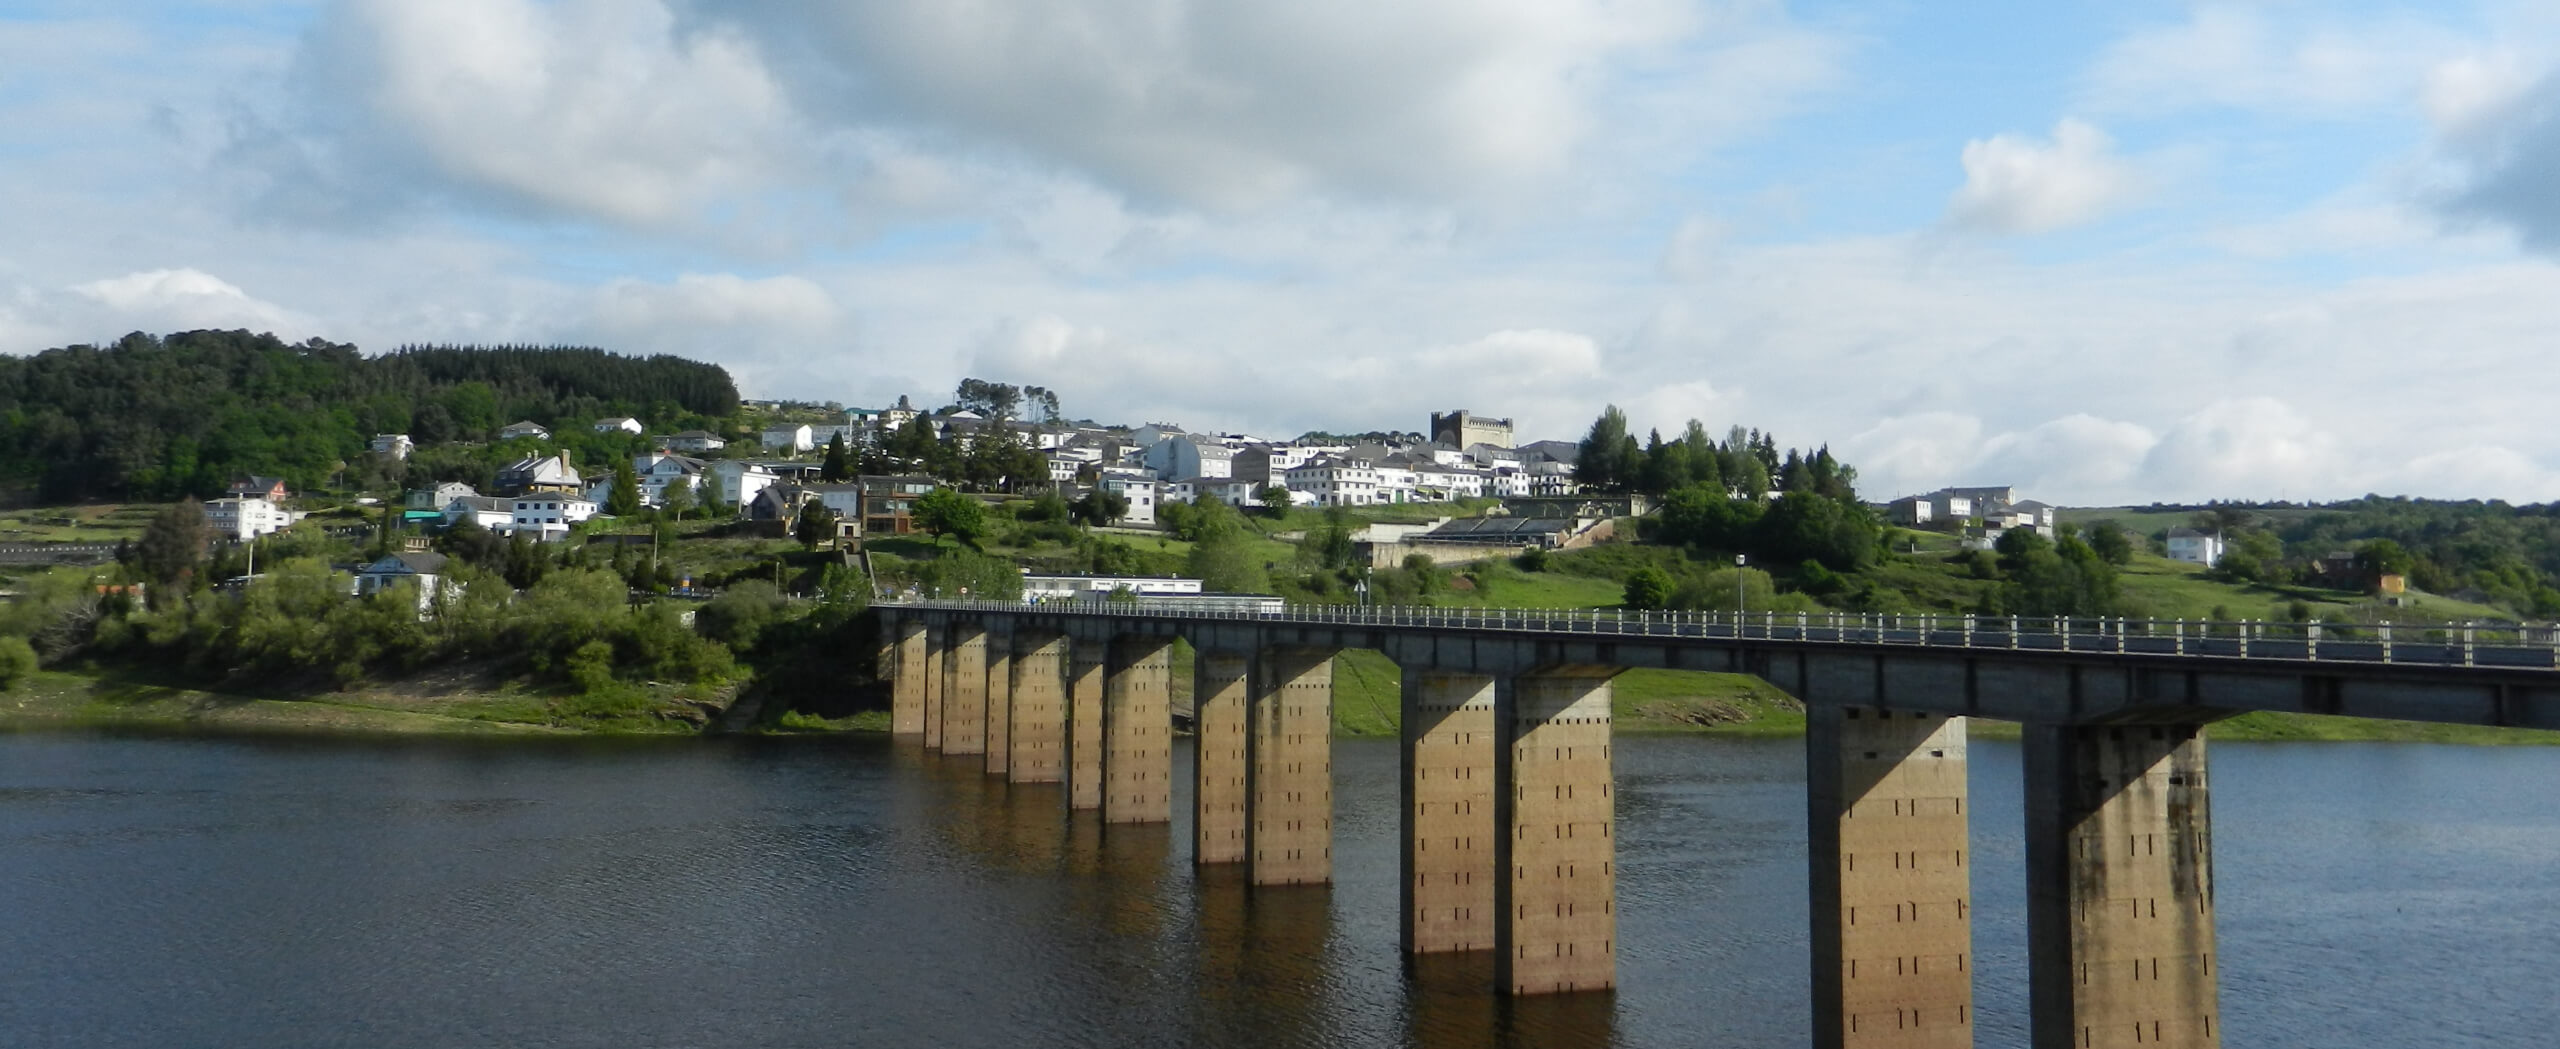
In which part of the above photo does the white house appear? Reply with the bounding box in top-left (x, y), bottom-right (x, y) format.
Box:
top-left (369, 433), bottom-right (413, 461)
top-left (355, 551), bottom-right (456, 614)
top-left (761, 423), bottom-right (814, 454)
top-left (2166, 528), bottom-right (2223, 568)
top-left (204, 496), bottom-right (292, 540)
top-left (1099, 476), bottom-right (1159, 526)
top-left (443, 495), bottom-right (514, 531)
top-left (498, 420), bottom-right (551, 441)
top-left (509, 494), bottom-right (597, 541)
top-left (633, 452), bottom-right (706, 506)
top-left (407, 481), bottom-right (477, 511)
top-left (593, 416), bottom-right (644, 435)
top-left (709, 460), bottom-right (779, 513)
top-left (664, 430), bottom-right (728, 453)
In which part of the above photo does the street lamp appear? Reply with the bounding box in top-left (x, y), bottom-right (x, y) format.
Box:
top-left (1734, 553), bottom-right (1746, 617)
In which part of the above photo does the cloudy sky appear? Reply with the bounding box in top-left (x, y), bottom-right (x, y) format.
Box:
top-left (5, 0), bottom-right (2558, 505)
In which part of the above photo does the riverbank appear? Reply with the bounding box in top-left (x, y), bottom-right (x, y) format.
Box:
top-left (0, 668), bottom-right (711, 737)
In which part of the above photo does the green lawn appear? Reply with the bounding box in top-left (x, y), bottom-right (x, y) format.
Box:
top-left (2111, 554), bottom-right (2511, 623)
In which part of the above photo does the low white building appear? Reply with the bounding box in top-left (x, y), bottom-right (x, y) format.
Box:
top-left (664, 430), bottom-right (727, 453)
top-left (369, 433), bottom-right (413, 461)
top-left (1020, 573), bottom-right (1203, 602)
top-left (443, 496), bottom-right (514, 531)
top-left (2166, 528), bottom-right (2223, 568)
top-left (204, 496), bottom-right (293, 540)
top-left (509, 494), bottom-right (597, 541)
top-left (594, 417), bottom-right (644, 435)
top-left (498, 420), bottom-right (550, 440)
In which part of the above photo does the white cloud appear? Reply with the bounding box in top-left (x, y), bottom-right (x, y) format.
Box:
top-left (2425, 52), bottom-right (2545, 143)
top-left (2083, 6), bottom-right (2462, 117)
top-left (1944, 119), bottom-right (2143, 234)
top-left (685, 0), bottom-right (1706, 211)
top-left (244, 0), bottom-right (802, 228)
top-left (70, 268), bottom-right (308, 335)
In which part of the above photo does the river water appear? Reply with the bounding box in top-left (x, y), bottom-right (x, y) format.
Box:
top-left (2, 730), bottom-right (2555, 1048)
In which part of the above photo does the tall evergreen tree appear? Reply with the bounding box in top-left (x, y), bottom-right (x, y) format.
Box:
top-left (821, 433), bottom-right (850, 482)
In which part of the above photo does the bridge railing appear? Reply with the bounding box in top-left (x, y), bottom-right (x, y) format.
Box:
top-left (881, 597), bottom-right (2560, 671)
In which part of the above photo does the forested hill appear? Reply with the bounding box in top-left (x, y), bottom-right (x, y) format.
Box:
top-left (0, 330), bottom-right (739, 501)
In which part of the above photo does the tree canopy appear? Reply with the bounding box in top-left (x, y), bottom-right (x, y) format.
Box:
top-left (0, 331), bottom-right (740, 501)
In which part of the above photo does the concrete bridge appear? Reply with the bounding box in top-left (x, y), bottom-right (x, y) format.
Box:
top-left (875, 599), bottom-right (2560, 1048)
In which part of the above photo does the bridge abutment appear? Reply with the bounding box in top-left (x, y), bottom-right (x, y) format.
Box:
top-left (1195, 650), bottom-right (1251, 864)
top-left (1402, 668), bottom-right (1498, 954)
top-left (1008, 633), bottom-right (1068, 783)
top-left (2025, 724), bottom-right (2219, 1049)
top-left (1250, 646), bottom-right (1335, 885)
top-left (1809, 707), bottom-right (1974, 1048)
top-left (1105, 637), bottom-right (1175, 824)
top-left (1495, 670), bottom-right (1618, 995)
top-left (1067, 638), bottom-right (1108, 810)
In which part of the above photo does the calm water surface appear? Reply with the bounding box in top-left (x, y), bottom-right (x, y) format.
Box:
top-left (2, 730), bottom-right (2556, 1047)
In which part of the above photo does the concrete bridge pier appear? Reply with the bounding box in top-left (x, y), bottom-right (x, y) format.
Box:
top-left (1067, 638), bottom-right (1108, 810)
top-left (1105, 637), bottom-right (1175, 823)
top-left (2025, 724), bottom-right (2219, 1049)
top-left (983, 625), bottom-right (1015, 776)
top-left (1808, 707), bottom-right (1974, 1048)
top-left (1007, 633), bottom-right (1068, 783)
top-left (1249, 647), bottom-right (1335, 885)
top-left (922, 624), bottom-right (946, 750)
top-left (890, 620), bottom-right (929, 736)
top-left (1402, 669), bottom-right (1498, 955)
top-left (1194, 650), bottom-right (1251, 863)
top-left (942, 624), bottom-right (989, 756)
top-left (1495, 669), bottom-right (1618, 996)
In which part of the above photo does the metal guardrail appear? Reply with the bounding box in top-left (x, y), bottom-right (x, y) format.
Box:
top-left (881, 598), bottom-right (2560, 672)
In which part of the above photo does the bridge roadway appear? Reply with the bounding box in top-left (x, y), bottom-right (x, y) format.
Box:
top-left (876, 599), bottom-right (2560, 1049)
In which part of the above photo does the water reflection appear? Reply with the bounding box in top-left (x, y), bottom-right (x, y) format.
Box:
top-left (8, 733), bottom-right (2560, 1048)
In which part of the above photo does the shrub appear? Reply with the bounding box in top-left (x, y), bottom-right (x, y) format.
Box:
top-left (0, 636), bottom-right (38, 690)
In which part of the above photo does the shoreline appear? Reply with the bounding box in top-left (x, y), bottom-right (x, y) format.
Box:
top-left (7, 668), bottom-right (2554, 747)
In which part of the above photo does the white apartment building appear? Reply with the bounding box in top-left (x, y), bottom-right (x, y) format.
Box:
top-left (1285, 456), bottom-right (1380, 507)
top-left (204, 496), bottom-right (292, 540)
top-left (509, 495), bottom-right (597, 541)
top-left (1100, 475), bottom-right (1159, 526)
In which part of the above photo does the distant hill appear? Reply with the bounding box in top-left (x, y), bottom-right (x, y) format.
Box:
top-left (0, 330), bottom-right (739, 501)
